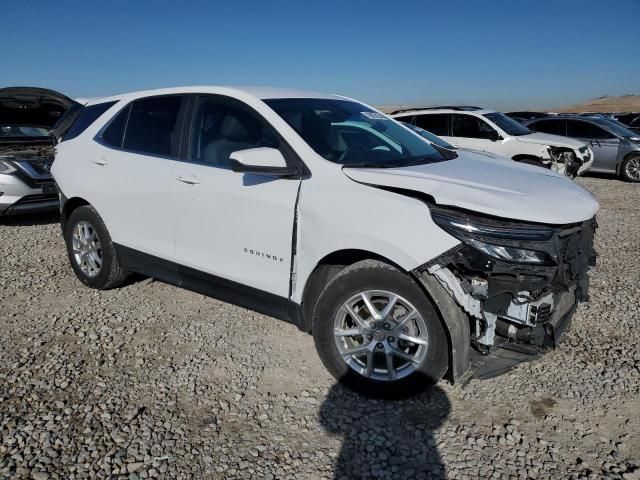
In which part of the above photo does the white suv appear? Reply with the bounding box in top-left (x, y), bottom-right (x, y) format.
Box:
top-left (391, 107), bottom-right (593, 177)
top-left (52, 87), bottom-right (599, 396)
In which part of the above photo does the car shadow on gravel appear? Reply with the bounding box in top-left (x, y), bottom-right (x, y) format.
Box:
top-left (319, 382), bottom-right (450, 479)
top-left (0, 211), bottom-right (59, 226)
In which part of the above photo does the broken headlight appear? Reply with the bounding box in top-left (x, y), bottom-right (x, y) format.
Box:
top-left (430, 206), bottom-right (555, 265)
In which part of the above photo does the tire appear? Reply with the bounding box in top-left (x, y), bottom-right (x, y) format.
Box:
top-left (312, 260), bottom-right (449, 398)
top-left (64, 205), bottom-right (128, 289)
top-left (620, 154), bottom-right (640, 183)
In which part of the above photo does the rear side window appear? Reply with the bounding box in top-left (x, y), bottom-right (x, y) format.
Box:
top-left (529, 119), bottom-right (566, 136)
top-left (566, 120), bottom-right (613, 139)
top-left (101, 105), bottom-right (130, 148)
top-left (415, 114), bottom-right (449, 136)
top-left (122, 96), bottom-right (183, 157)
top-left (62, 101), bottom-right (117, 141)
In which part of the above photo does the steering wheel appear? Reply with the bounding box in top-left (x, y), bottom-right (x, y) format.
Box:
top-left (338, 144), bottom-right (367, 164)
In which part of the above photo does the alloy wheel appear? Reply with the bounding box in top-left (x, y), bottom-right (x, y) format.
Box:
top-left (625, 156), bottom-right (640, 181)
top-left (71, 221), bottom-right (102, 278)
top-left (333, 290), bottom-right (429, 382)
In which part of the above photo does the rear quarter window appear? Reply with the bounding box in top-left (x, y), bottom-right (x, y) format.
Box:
top-left (62, 101), bottom-right (117, 141)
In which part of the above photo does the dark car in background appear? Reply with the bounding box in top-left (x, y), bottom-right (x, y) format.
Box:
top-left (526, 115), bottom-right (640, 182)
top-left (615, 113), bottom-right (640, 134)
top-left (0, 87), bottom-right (79, 215)
top-left (505, 111), bottom-right (553, 123)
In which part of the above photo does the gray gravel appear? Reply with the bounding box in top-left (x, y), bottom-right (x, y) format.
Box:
top-left (1, 176), bottom-right (638, 479)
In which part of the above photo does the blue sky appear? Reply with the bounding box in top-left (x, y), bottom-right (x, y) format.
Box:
top-left (3, 0), bottom-right (639, 109)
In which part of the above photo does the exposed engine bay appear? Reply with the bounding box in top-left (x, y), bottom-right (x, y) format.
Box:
top-left (546, 146), bottom-right (591, 178)
top-left (417, 204), bottom-right (597, 379)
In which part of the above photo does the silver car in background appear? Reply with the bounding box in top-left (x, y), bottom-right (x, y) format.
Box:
top-left (0, 87), bottom-right (79, 215)
top-left (526, 115), bottom-right (640, 182)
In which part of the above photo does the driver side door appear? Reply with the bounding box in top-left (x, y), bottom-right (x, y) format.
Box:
top-left (171, 95), bottom-right (302, 299)
top-left (449, 114), bottom-right (504, 154)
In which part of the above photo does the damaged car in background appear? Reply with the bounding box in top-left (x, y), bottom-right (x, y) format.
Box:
top-left (391, 106), bottom-right (593, 178)
top-left (0, 87), bottom-right (79, 215)
top-left (52, 87), bottom-right (599, 396)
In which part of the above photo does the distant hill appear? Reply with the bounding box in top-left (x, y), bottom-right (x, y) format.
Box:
top-left (557, 95), bottom-right (640, 113)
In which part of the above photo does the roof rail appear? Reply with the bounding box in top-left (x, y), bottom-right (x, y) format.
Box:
top-left (390, 105), bottom-right (483, 115)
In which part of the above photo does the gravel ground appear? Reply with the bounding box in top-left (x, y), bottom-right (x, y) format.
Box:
top-left (0, 176), bottom-right (638, 479)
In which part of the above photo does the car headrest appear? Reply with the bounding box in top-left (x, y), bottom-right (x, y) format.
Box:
top-left (219, 113), bottom-right (260, 142)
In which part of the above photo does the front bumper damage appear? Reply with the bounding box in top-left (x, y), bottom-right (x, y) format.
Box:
top-left (415, 216), bottom-right (597, 382)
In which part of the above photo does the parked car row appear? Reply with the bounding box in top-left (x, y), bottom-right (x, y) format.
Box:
top-left (42, 86), bottom-right (601, 396)
top-left (390, 106), bottom-right (593, 177)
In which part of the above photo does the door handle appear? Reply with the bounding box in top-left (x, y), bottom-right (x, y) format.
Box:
top-left (175, 175), bottom-right (201, 185)
top-left (92, 158), bottom-right (108, 166)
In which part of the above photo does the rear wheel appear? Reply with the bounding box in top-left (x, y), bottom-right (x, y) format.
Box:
top-left (313, 260), bottom-right (448, 398)
top-left (64, 205), bottom-right (128, 289)
top-left (621, 154), bottom-right (640, 183)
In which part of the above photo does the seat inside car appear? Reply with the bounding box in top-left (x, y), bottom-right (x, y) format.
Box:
top-left (202, 112), bottom-right (261, 168)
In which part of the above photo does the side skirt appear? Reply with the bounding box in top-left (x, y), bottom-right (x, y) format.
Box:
top-left (115, 244), bottom-right (303, 328)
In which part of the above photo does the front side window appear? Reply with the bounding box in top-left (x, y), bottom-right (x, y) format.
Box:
top-left (566, 120), bottom-right (613, 140)
top-left (122, 96), bottom-right (183, 157)
top-left (414, 114), bottom-right (449, 136)
top-left (265, 98), bottom-right (453, 168)
top-left (452, 114), bottom-right (497, 139)
top-left (529, 119), bottom-right (566, 136)
top-left (189, 97), bottom-right (280, 168)
top-left (483, 112), bottom-right (530, 136)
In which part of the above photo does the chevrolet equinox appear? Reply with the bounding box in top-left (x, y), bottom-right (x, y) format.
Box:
top-left (52, 87), bottom-right (599, 396)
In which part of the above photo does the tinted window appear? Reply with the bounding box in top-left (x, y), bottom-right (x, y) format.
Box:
top-left (189, 97), bottom-right (280, 168)
top-left (483, 112), bottom-right (530, 136)
top-left (62, 101), bottom-right (117, 141)
top-left (123, 96), bottom-right (183, 156)
top-left (452, 114), bottom-right (496, 139)
top-left (529, 119), bottom-right (566, 136)
top-left (414, 114), bottom-right (449, 136)
top-left (566, 120), bottom-right (613, 139)
top-left (101, 105), bottom-right (130, 148)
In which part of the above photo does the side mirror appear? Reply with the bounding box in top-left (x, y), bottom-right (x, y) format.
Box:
top-left (487, 131), bottom-right (502, 142)
top-left (229, 147), bottom-right (299, 177)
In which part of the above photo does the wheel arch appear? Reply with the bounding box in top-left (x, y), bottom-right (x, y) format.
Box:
top-left (299, 249), bottom-right (406, 333)
top-left (60, 196), bottom-right (90, 231)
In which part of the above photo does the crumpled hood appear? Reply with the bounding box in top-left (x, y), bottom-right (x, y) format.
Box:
top-left (516, 132), bottom-right (586, 150)
top-left (343, 151), bottom-right (599, 225)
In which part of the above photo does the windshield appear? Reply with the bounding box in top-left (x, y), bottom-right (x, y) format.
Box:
top-left (483, 112), bottom-right (531, 136)
top-left (597, 118), bottom-right (640, 139)
top-left (265, 98), bottom-right (453, 167)
top-left (399, 122), bottom-right (455, 149)
top-left (0, 125), bottom-right (49, 138)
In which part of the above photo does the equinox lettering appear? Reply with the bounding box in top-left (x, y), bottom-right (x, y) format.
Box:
top-left (244, 248), bottom-right (284, 263)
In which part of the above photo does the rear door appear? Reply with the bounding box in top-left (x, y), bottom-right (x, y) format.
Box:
top-left (171, 95), bottom-right (301, 297)
top-left (566, 119), bottom-right (619, 172)
top-left (90, 95), bottom-right (188, 259)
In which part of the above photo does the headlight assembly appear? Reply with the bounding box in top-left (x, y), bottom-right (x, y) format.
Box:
top-left (430, 206), bottom-right (555, 265)
top-left (0, 159), bottom-right (16, 174)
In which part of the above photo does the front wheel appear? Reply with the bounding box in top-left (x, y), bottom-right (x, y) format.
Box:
top-left (312, 260), bottom-right (449, 398)
top-left (621, 154), bottom-right (640, 183)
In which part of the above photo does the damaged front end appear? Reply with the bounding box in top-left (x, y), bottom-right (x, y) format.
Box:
top-left (547, 145), bottom-right (592, 178)
top-left (416, 205), bottom-right (597, 380)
